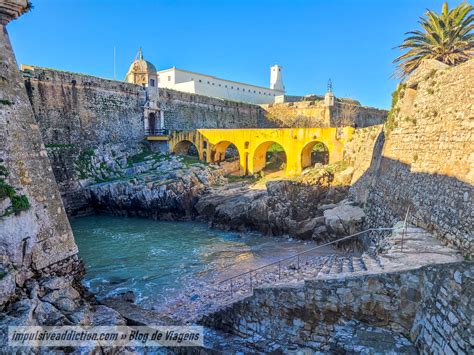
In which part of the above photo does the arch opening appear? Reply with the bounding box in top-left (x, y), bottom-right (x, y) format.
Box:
top-left (253, 141), bottom-right (287, 176)
top-left (301, 141), bottom-right (329, 170)
top-left (212, 141), bottom-right (241, 175)
top-left (173, 140), bottom-right (199, 158)
top-left (147, 112), bottom-right (156, 135)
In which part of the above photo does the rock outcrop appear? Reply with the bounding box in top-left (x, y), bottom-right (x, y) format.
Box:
top-left (84, 155), bottom-right (226, 219)
top-left (196, 168), bottom-right (355, 240)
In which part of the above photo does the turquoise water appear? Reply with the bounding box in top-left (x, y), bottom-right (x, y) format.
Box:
top-left (72, 215), bottom-right (327, 306)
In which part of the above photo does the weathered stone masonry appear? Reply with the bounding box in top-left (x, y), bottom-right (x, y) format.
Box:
top-left (201, 262), bottom-right (473, 353)
top-left (22, 66), bottom-right (270, 215)
top-left (362, 60), bottom-right (474, 257)
top-left (0, 0), bottom-right (77, 297)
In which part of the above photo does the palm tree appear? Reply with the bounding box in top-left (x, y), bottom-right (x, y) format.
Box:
top-left (394, 1), bottom-right (473, 79)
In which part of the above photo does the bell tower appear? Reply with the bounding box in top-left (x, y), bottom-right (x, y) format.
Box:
top-left (270, 65), bottom-right (284, 92)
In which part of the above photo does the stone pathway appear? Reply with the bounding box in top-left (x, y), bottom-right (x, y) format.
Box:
top-left (158, 222), bottom-right (462, 323)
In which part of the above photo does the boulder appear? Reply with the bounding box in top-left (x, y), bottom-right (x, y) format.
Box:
top-left (0, 272), bottom-right (16, 308)
top-left (333, 166), bottom-right (354, 186)
top-left (90, 305), bottom-right (127, 326)
top-left (324, 204), bottom-right (365, 236)
top-left (290, 216), bottom-right (325, 240)
top-left (312, 225), bottom-right (329, 241)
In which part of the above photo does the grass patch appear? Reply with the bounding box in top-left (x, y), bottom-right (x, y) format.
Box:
top-left (181, 155), bottom-right (202, 166)
top-left (225, 174), bottom-right (258, 184)
top-left (75, 147), bottom-right (95, 179)
top-left (45, 143), bottom-right (75, 149)
top-left (325, 160), bottom-right (350, 174)
top-left (127, 150), bottom-right (153, 166)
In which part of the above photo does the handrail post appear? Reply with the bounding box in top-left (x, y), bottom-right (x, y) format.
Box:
top-left (230, 279), bottom-right (233, 296)
top-left (250, 273), bottom-right (252, 292)
top-left (278, 262), bottom-right (281, 280)
top-left (401, 206), bottom-right (410, 252)
top-left (297, 255), bottom-right (300, 270)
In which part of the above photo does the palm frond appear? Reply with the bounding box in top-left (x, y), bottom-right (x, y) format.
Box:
top-left (393, 1), bottom-right (473, 79)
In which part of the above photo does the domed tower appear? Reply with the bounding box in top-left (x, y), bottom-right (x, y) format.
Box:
top-left (125, 48), bottom-right (158, 88)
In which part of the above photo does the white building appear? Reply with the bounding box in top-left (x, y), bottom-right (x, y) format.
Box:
top-left (156, 65), bottom-right (285, 104)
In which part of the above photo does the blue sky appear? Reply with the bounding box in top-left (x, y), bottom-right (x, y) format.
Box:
top-left (8, 0), bottom-right (463, 109)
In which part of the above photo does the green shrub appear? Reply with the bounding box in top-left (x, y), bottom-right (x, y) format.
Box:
top-left (0, 99), bottom-right (12, 106)
top-left (11, 195), bottom-right (30, 213)
top-left (0, 180), bottom-right (16, 199)
top-left (385, 83), bottom-right (406, 135)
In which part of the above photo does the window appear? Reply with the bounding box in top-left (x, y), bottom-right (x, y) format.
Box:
top-left (225, 85), bottom-right (228, 88)
top-left (168, 76), bottom-right (171, 81)
top-left (231, 86), bottom-right (234, 89)
top-left (207, 81), bottom-right (210, 84)
top-left (254, 90), bottom-right (256, 93)
top-left (199, 79), bottom-right (202, 83)
top-left (219, 84), bottom-right (221, 87)
top-left (150, 79), bottom-right (155, 87)
top-left (212, 82), bottom-right (215, 85)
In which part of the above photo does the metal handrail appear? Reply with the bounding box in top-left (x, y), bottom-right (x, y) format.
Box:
top-left (146, 128), bottom-right (169, 136)
top-left (219, 227), bottom-right (395, 286)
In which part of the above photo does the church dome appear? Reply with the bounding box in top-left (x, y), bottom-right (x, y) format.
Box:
top-left (127, 57), bottom-right (157, 75)
top-left (125, 48), bottom-right (157, 84)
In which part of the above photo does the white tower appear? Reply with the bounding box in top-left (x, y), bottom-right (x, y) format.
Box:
top-left (270, 65), bottom-right (284, 92)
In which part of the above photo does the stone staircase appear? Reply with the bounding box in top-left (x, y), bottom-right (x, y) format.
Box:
top-left (161, 252), bottom-right (389, 324)
top-left (103, 224), bottom-right (463, 353)
top-left (161, 224), bottom-right (462, 324)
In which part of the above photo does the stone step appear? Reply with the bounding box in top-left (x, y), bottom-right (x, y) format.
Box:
top-left (345, 257), bottom-right (354, 273)
top-left (334, 256), bottom-right (344, 273)
top-left (361, 254), bottom-right (384, 271)
top-left (320, 256), bottom-right (335, 274)
top-left (353, 257), bottom-right (368, 272)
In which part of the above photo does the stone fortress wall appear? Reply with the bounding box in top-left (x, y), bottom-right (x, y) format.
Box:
top-left (22, 66), bottom-right (146, 215)
top-left (362, 60), bottom-right (474, 257)
top-left (0, 0), bottom-right (78, 306)
top-left (261, 96), bottom-right (387, 128)
top-left (22, 66), bottom-right (271, 214)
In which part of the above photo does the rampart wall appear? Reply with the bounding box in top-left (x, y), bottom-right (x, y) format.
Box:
top-left (362, 60), bottom-right (473, 257)
top-left (261, 99), bottom-right (387, 128)
top-left (0, 4), bottom-right (78, 308)
top-left (22, 66), bottom-right (271, 214)
top-left (201, 262), bottom-right (472, 354)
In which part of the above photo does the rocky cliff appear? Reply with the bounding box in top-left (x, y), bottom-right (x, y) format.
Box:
top-left (84, 154), bottom-right (226, 219)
